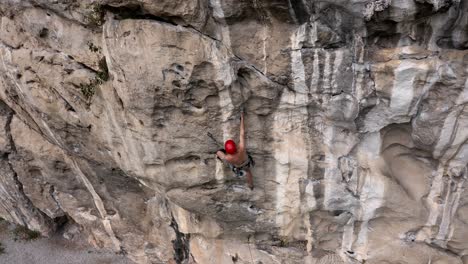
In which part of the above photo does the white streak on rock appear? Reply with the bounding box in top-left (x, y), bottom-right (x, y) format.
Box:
top-left (434, 111), bottom-right (460, 159)
top-left (322, 125), bottom-right (338, 210)
top-left (310, 49), bottom-right (320, 93)
top-left (323, 52), bottom-right (331, 92)
top-left (390, 61), bottom-right (419, 115)
top-left (436, 176), bottom-right (466, 244)
top-left (304, 181), bottom-right (317, 210)
top-left (346, 133), bottom-right (383, 260)
top-left (341, 217), bottom-right (355, 256)
top-left (352, 37), bottom-right (365, 100)
top-left (210, 0), bottom-right (232, 49)
top-left (263, 26), bottom-right (268, 74)
top-left (447, 176), bottom-right (467, 242)
top-left (425, 167), bottom-right (445, 227)
top-left (331, 49), bottom-right (343, 93)
top-left (310, 21), bottom-right (318, 45)
top-left (353, 169), bottom-right (385, 261)
top-left (216, 85), bottom-right (233, 181)
top-left (290, 24), bottom-right (308, 95)
top-left (274, 24), bottom-right (309, 237)
top-left (305, 212), bottom-right (313, 254)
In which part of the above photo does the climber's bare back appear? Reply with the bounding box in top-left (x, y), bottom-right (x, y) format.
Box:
top-left (222, 148), bottom-right (248, 167)
top-left (216, 145), bottom-right (248, 166)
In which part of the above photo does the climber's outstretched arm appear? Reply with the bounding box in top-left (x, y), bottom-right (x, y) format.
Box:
top-left (216, 150), bottom-right (226, 160)
top-left (239, 112), bottom-right (245, 150)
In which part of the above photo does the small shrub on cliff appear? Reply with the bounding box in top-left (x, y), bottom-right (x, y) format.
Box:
top-left (87, 42), bottom-right (101, 53)
top-left (12, 225), bottom-right (41, 241)
top-left (85, 4), bottom-right (105, 28)
top-left (80, 82), bottom-right (97, 100)
top-left (79, 57), bottom-right (109, 101)
top-left (97, 57), bottom-right (109, 82)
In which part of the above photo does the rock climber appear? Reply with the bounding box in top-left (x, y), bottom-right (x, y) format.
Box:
top-left (216, 111), bottom-right (255, 190)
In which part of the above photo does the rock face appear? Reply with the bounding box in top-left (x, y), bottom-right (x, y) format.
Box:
top-left (0, 0), bottom-right (467, 263)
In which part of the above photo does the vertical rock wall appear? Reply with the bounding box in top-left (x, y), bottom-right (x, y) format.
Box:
top-left (0, 0), bottom-right (467, 263)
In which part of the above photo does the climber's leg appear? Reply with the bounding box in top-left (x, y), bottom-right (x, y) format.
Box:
top-left (245, 168), bottom-right (254, 190)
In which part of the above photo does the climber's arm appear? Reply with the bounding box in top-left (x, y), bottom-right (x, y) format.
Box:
top-left (216, 149), bottom-right (227, 160)
top-left (239, 112), bottom-right (245, 150)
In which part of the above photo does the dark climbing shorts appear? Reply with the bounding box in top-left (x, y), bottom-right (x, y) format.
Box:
top-left (230, 154), bottom-right (255, 177)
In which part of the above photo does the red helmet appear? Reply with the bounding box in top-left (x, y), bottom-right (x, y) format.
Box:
top-left (225, 140), bottom-right (237, 154)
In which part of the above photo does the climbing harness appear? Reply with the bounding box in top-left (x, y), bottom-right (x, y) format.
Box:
top-left (229, 153), bottom-right (255, 177)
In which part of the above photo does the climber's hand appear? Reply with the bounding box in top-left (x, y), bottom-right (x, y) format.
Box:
top-left (216, 149), bottom-right (226, 161)
top-left (218, 149), bottom-right (226, 154)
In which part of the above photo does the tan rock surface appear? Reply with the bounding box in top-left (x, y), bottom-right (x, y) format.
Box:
top-left (0, 0), bottom-right (467, 263)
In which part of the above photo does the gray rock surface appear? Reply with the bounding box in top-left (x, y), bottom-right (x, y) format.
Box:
top-left (0, 220), bottom-right (132, 264)
top-left (0, 0), bottom-right (467, 263)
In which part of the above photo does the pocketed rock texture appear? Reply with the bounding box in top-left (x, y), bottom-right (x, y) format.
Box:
top-left (0, 0), bottom-right (467, 263)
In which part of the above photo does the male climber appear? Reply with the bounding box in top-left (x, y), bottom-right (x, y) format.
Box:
top-left (216, 112), bottom-right (255, 190)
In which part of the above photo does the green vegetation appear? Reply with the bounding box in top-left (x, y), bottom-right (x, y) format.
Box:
top-left (80, 82), bottom-right (97, 100)
top-left (87, 41), bottom-right (101, 53)
top-left (97, 57), bottom-right (109, 82)
top-left (278, 236), bottom-right (289, 247)
top-left (79, 57), bottom-right (109, 101)
top-left (274, 236), bottom-right (308, 249)
top-left (85, 4), bottom-right (105, 28)
top-left (12, 225), bottom-right (41, 241)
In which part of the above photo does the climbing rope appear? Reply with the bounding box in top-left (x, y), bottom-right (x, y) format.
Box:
top-left (207, 132), bottom-right (222, 147)
top-left (247, 234), bottom-right (254, 264)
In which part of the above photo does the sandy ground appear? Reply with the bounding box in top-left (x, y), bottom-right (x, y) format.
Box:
top-left (0, 221), bottom-right (134, 264)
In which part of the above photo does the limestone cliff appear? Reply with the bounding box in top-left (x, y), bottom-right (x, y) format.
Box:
top-left (0, 0), bottom-right (467, 263)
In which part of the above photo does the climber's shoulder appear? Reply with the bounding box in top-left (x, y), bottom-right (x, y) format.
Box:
top-left (224, 154), bottom-right (235, 163)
